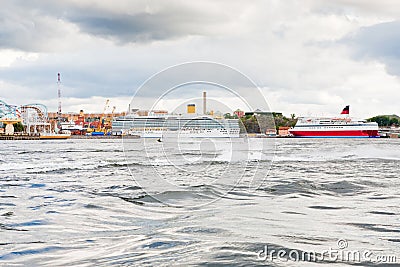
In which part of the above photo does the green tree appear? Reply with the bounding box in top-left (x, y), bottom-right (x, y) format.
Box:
top-left (389, 118), bottom-right (399, 126)
top-left (273, 113), bottom-right (297, 130)
top-left (224, 113), bottom-right (233, 119)
top-left (368, 116), bottom-right (390, 127)
top-left (240, 116), bottom-right (260, 133)
top-left (13, 122), bottom-right (24, 132)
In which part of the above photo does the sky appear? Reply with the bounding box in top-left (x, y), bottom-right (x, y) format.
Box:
top-left (1, 0), bottom-right (400, 118)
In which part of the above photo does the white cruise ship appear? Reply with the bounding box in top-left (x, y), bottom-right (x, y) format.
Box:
top-left (112, 105), bottom-right (240, 138)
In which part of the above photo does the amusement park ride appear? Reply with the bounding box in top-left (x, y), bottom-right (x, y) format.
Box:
top-left (0, 73), bottom-right (70, 139)
top-left (0, 100), bottom-right (22, 135)
top-left (0, 73), bottom-right (118, 139)
top-left (0, 97), bottom-right (117, 138)
top-left (0, 100), bottom-right (70, 139)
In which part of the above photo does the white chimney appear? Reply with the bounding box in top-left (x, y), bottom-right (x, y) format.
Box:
top-left (203, 91), bottom-right (206, 115)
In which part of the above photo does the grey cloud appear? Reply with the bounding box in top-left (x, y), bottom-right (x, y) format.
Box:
top-left (0, 0), bottom-right (232, 52)
top-left (65, 2), bottom-right (234, 44)
top-left (344, 20), bottom-right (400, 75)
top-left (0, 5), bottom-right (60, 52)
top-left (0, 63), bottom-right (142, 99)
top-left (347, 21), bottom-right (400, 58)
top-left (70, 12), bottom-right (199, 43)
top-left (311, 0), bottom-right (400, 18)
top-left (2, 0), bottom-right (400, 117)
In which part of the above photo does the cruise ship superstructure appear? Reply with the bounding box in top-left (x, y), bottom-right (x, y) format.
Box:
top-left (112, 113), bottom-right (240, 138)
top-left (112, 93), bottom-right (240, 138)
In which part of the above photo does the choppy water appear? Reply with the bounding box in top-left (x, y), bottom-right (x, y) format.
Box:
top-left (0, 138), bottom-right (399, 266)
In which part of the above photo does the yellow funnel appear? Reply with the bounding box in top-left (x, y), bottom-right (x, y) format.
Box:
top-left (187, 104), bottom-right (196, 114)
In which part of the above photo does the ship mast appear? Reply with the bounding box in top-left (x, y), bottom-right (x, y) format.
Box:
top-left (57, 73), bottom-right (62, 131)
top-left (57, 73), bottom-right (62, 115)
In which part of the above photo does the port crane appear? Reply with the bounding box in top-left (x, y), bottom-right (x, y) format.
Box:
top-left (90, 99), bottom-right (110, 135)
top-left (104, 106), bottom-right (116, 130)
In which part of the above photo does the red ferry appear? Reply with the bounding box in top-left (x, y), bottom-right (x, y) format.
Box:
top-left (289, 106), bottom-right (379, 138)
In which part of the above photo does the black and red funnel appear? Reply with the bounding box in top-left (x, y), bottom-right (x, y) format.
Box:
top-left (341, 105), bottom-right (350, 115)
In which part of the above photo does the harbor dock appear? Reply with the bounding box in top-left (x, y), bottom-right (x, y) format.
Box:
top-left (0, 133), bottom-right (140, 140)
top-left (0, 134), bottom-right (40, 140)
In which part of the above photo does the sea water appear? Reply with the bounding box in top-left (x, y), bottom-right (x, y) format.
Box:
top-left (0, 138), bottom-right (399, 266)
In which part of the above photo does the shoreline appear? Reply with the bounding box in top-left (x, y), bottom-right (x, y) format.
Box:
top-left (1, 134), bottom-right (398, 140)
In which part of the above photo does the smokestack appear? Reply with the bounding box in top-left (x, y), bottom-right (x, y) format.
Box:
top-left (203, 91), bottom-right (206, 115)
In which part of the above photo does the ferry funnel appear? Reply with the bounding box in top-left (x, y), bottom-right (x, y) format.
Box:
top-left (187, 104), bottom-right (196, 114)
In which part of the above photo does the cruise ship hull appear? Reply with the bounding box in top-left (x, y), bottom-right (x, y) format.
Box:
top-left (128, 128), bottom-right (240, 138)
top-left (290, 129), bottom-right (379, 138)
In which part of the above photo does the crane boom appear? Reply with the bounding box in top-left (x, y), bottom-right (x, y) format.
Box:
top-left (97, 99), bottom-right (110, 132)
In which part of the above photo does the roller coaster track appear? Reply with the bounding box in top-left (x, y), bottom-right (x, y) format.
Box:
top-left (1, 100), bottom-right (49, 125)
top-left (20, 104), bottom-right (48, 123)
top-left (0, 100), bottom-right (18, 118)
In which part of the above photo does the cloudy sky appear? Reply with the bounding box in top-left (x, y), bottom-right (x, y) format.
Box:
top-left (1, 0), bottom-right (399, 118)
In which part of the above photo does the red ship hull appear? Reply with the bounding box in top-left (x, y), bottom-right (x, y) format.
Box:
top-left (290, 130), bottom-right (379, 138)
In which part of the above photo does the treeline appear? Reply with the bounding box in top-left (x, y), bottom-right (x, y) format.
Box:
top-left (224, 112), bottom-right (297, 133)
top-left (367, 115), bottom-right (399, 127)
top-left (273, 113), bottom-right (297, 129)
top-left (0, 122), bottom-right (24, 132)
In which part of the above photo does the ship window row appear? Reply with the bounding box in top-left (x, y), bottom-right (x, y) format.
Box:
top-left (112, 121), bottom-right (239, 129)
top-left (305, 126), bottom-right (345, 129)
top-left (296, 124), bottom-right (365, 127)
top-left (302, 120), bottom-right (367, 125)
